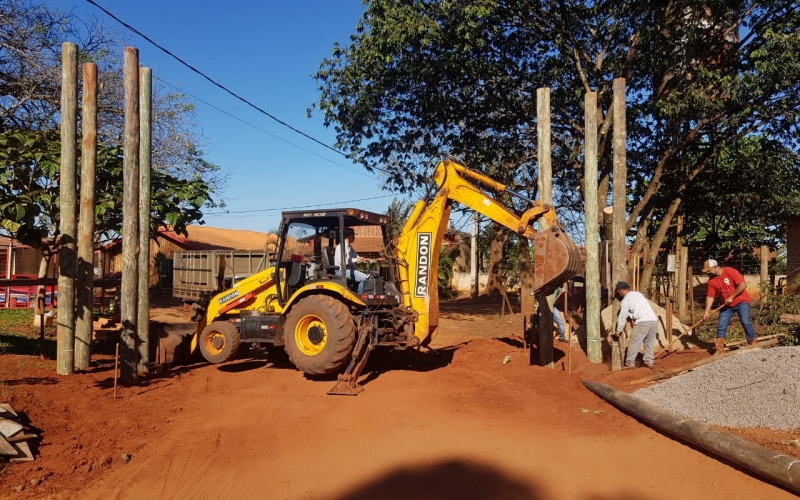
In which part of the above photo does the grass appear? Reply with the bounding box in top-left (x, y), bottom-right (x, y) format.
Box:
top-left (0, 309), bottom-right (56, 358)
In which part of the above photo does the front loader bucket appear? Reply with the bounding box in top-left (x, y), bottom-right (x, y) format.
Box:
top-left (533, 226), bottom-right (582, 296)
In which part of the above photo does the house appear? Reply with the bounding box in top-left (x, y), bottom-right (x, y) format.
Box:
top-left (96, 225), bottom-right (277, 288)
top-left (0, 236), bottom-right (56, 278)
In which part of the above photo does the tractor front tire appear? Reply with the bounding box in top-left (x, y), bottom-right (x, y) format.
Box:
top-left (284, 295), bottom-right (356, 375)
top-left (199, 320), bottom-right (241, 364)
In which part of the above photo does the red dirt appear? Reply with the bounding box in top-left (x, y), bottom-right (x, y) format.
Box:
top-left (0, 295), bottom-right (797, 499)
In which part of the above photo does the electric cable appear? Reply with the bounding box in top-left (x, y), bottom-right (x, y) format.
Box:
top-left (153, 75), bottom-right (376, 180)
top-left (204, 194), bottom-right (396, 216)
top-left (85, 0), bottom-right (344, 158)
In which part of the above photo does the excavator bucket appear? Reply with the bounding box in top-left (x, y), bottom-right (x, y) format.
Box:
top-left (533, 226), bottom-right (582, 296)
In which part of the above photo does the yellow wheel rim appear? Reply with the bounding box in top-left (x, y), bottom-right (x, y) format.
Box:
top-left (294, 314), bottom-right (327, 356)
top-left (204, 331), bottom-right (226, 356)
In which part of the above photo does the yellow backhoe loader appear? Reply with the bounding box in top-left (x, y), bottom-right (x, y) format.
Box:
top-left (188, 159), bottom-right (581, 394)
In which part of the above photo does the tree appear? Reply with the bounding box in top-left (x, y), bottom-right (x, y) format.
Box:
top-left (0, 0), bottom-right (226, 279)
top-left (385, 197), bottom-right (414, 242)
top-left (677, 135), bottom-right (800, 269)
top-left (314, 1), bottom-right (800, 294)
top-left (0, 128), bottom-right (217, 272)
top-left (0, 0), bottom-right (226, 189)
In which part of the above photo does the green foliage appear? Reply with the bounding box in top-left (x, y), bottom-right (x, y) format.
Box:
top-left (680, 136), bottom-right (800, 257)
top-left (0, 0), bottom-right (226, 196)
top-left (315, 0), bottom-right (800, 283)
top-left (438, 245), bottom-right (459, 300)
top-left (0, 128), bottom-right (218, 250)
top-left (754, 284), bottom-right (800, 325)
top-left (0, 130), bottom-right (60, 243)
top-left (385, 198), bottom-right (413, 242)
top-left (779, 326), bottom-right (799, 347)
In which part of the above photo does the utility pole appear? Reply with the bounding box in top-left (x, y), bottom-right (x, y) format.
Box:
top-left (75, 62), bottom-right (97, 371)
top-left (612, 78), bottom-right (628, 288)
top-left (676, 216), bottom-right (687, 320)
top-left (137, 67), bottom-right (152, 374)
top-left (120, 47), bottom-right (140, 383)
top-left (584, 91), bottom-right (602, 364)
top-left (57, 42), bottom-right (78, 376)
top-left (470, 213), bottom-right (478, 299)
top-left (536, 87), bottom-right (554, 369)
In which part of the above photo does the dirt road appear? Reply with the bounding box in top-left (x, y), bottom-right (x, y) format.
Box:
top-left (0, 296), bottom-right (797, 499)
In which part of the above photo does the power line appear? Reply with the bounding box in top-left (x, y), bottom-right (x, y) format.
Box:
top-left (204, 194), bottom-right (396, 216)
top-left (153, 75), bottom-right (376, 180)
top-left (88, 0), bottom-right (397, 178)
top-left (85, 0), bottom-right (344, 156)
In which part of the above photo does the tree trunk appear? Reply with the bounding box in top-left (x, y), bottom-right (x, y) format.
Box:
top-left (32, 254), bottom-right (50, 325)
top-left (518, 238), bottom-right (535, 315)
top-left (481, 221), bottom-right (507, 296)
top-left (628, 207), bottom-right (653, 285)
top-left (639, 198), bottom-right (682, 293)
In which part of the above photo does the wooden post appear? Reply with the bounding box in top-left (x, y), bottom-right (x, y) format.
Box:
top-left (37, 291), bottom-right (45, 360)
top-left (611, 338), bottom-right (621, 371)
top-left (688, 266), bottom-right (695, 327)
top-left (676, 216), bottom-right (687, 320)
top-left (120, 47), bottom-right (140, 384)
top-left (601, 207), bottom-right (614, 241)
top-left (114, 342), bottom-right (119, 399)
top-left (57, 42), bottom-right (78, 376)
top-left (584, 91), bottom-right (602, 364)
top-left (759, 245), bottom-right (769, 285)
top-left (666, 298), bottom-right (673, 352)
top-left (605, 241), bottom-right (612, 308)
top-left (536, 87), bottom-right (554, 369)
top-left (564, 284), bottom-right (571, 374)
top-left (137, 67), bottom-right (152, 375)
top-left (582, 379), bottom-right (800, 495)
top-left (611, 78), bottom-right (628, 291)
top-left (470, 214), bottom-right (478, 299)
top-left (75, 62), bottom-right (97, 371)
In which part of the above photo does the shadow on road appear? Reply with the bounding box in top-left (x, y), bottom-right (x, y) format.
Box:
top-left (332, 458), bottom-right (651, 500)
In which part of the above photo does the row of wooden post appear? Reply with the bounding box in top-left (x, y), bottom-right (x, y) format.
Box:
top-left (534, 79), bottom-right (628, 368)
top-left (57, 43), bottom-right (151, 383)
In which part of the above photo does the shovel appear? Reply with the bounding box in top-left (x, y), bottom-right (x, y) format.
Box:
top-left (656, 304), bottom-right (725, 359)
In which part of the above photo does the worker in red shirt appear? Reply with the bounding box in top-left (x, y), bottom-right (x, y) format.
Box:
top-left (702, 259), bottom-right (757, 354)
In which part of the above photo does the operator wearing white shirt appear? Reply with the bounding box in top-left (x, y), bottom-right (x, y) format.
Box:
top-left (614, 281), bottom-right (659, 369)
top-left (334, 227), bottom-right (368, 293)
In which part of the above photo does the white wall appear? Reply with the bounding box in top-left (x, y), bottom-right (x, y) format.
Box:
top-left (691, 274), bottom-right (786, 299)
top-left (452, 271), bottom-right (489, 293)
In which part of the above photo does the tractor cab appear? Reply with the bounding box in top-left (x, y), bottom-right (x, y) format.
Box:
top-left (274, 208), bottom-right (400, 306)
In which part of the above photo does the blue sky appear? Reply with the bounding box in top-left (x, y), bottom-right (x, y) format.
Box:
top-left (44, 0), bottom-right (399, 233)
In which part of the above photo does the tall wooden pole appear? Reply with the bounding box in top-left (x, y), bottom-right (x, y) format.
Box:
top-left (120, 47), bottom-right (140, 383)
top-left (470, 214), bottom-right (478, 299)
top-left (612, 78), bottom-right (628, 288)
top-left (57, 42), bottom-right (78, 376)
top-left (137, 67), bottom-right (152, 374)
top-left (584, 91), bottom-right (602, 364)
top-left (759, 244), bottom-right (769, 285)
top-left (688, 266), bottom-right (695, 327)
top-left (676, 216), bottom-right (687, 320)
top-left (536, 87), bottom-right (554, 369)
top-left (75, 62), bottom-right (98, 371)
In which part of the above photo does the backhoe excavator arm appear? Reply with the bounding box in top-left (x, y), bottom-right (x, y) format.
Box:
top-left (393, 159), bottom-right (581, 345)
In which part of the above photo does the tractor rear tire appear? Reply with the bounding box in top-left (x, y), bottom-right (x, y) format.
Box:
top-left (198, 320), bottom-right (241, 364)
top-left (284, 295), bottom-right (356, 375)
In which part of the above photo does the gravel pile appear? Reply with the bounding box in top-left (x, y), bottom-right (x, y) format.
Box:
top-left (633, 346), bottom-right (800, 430)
